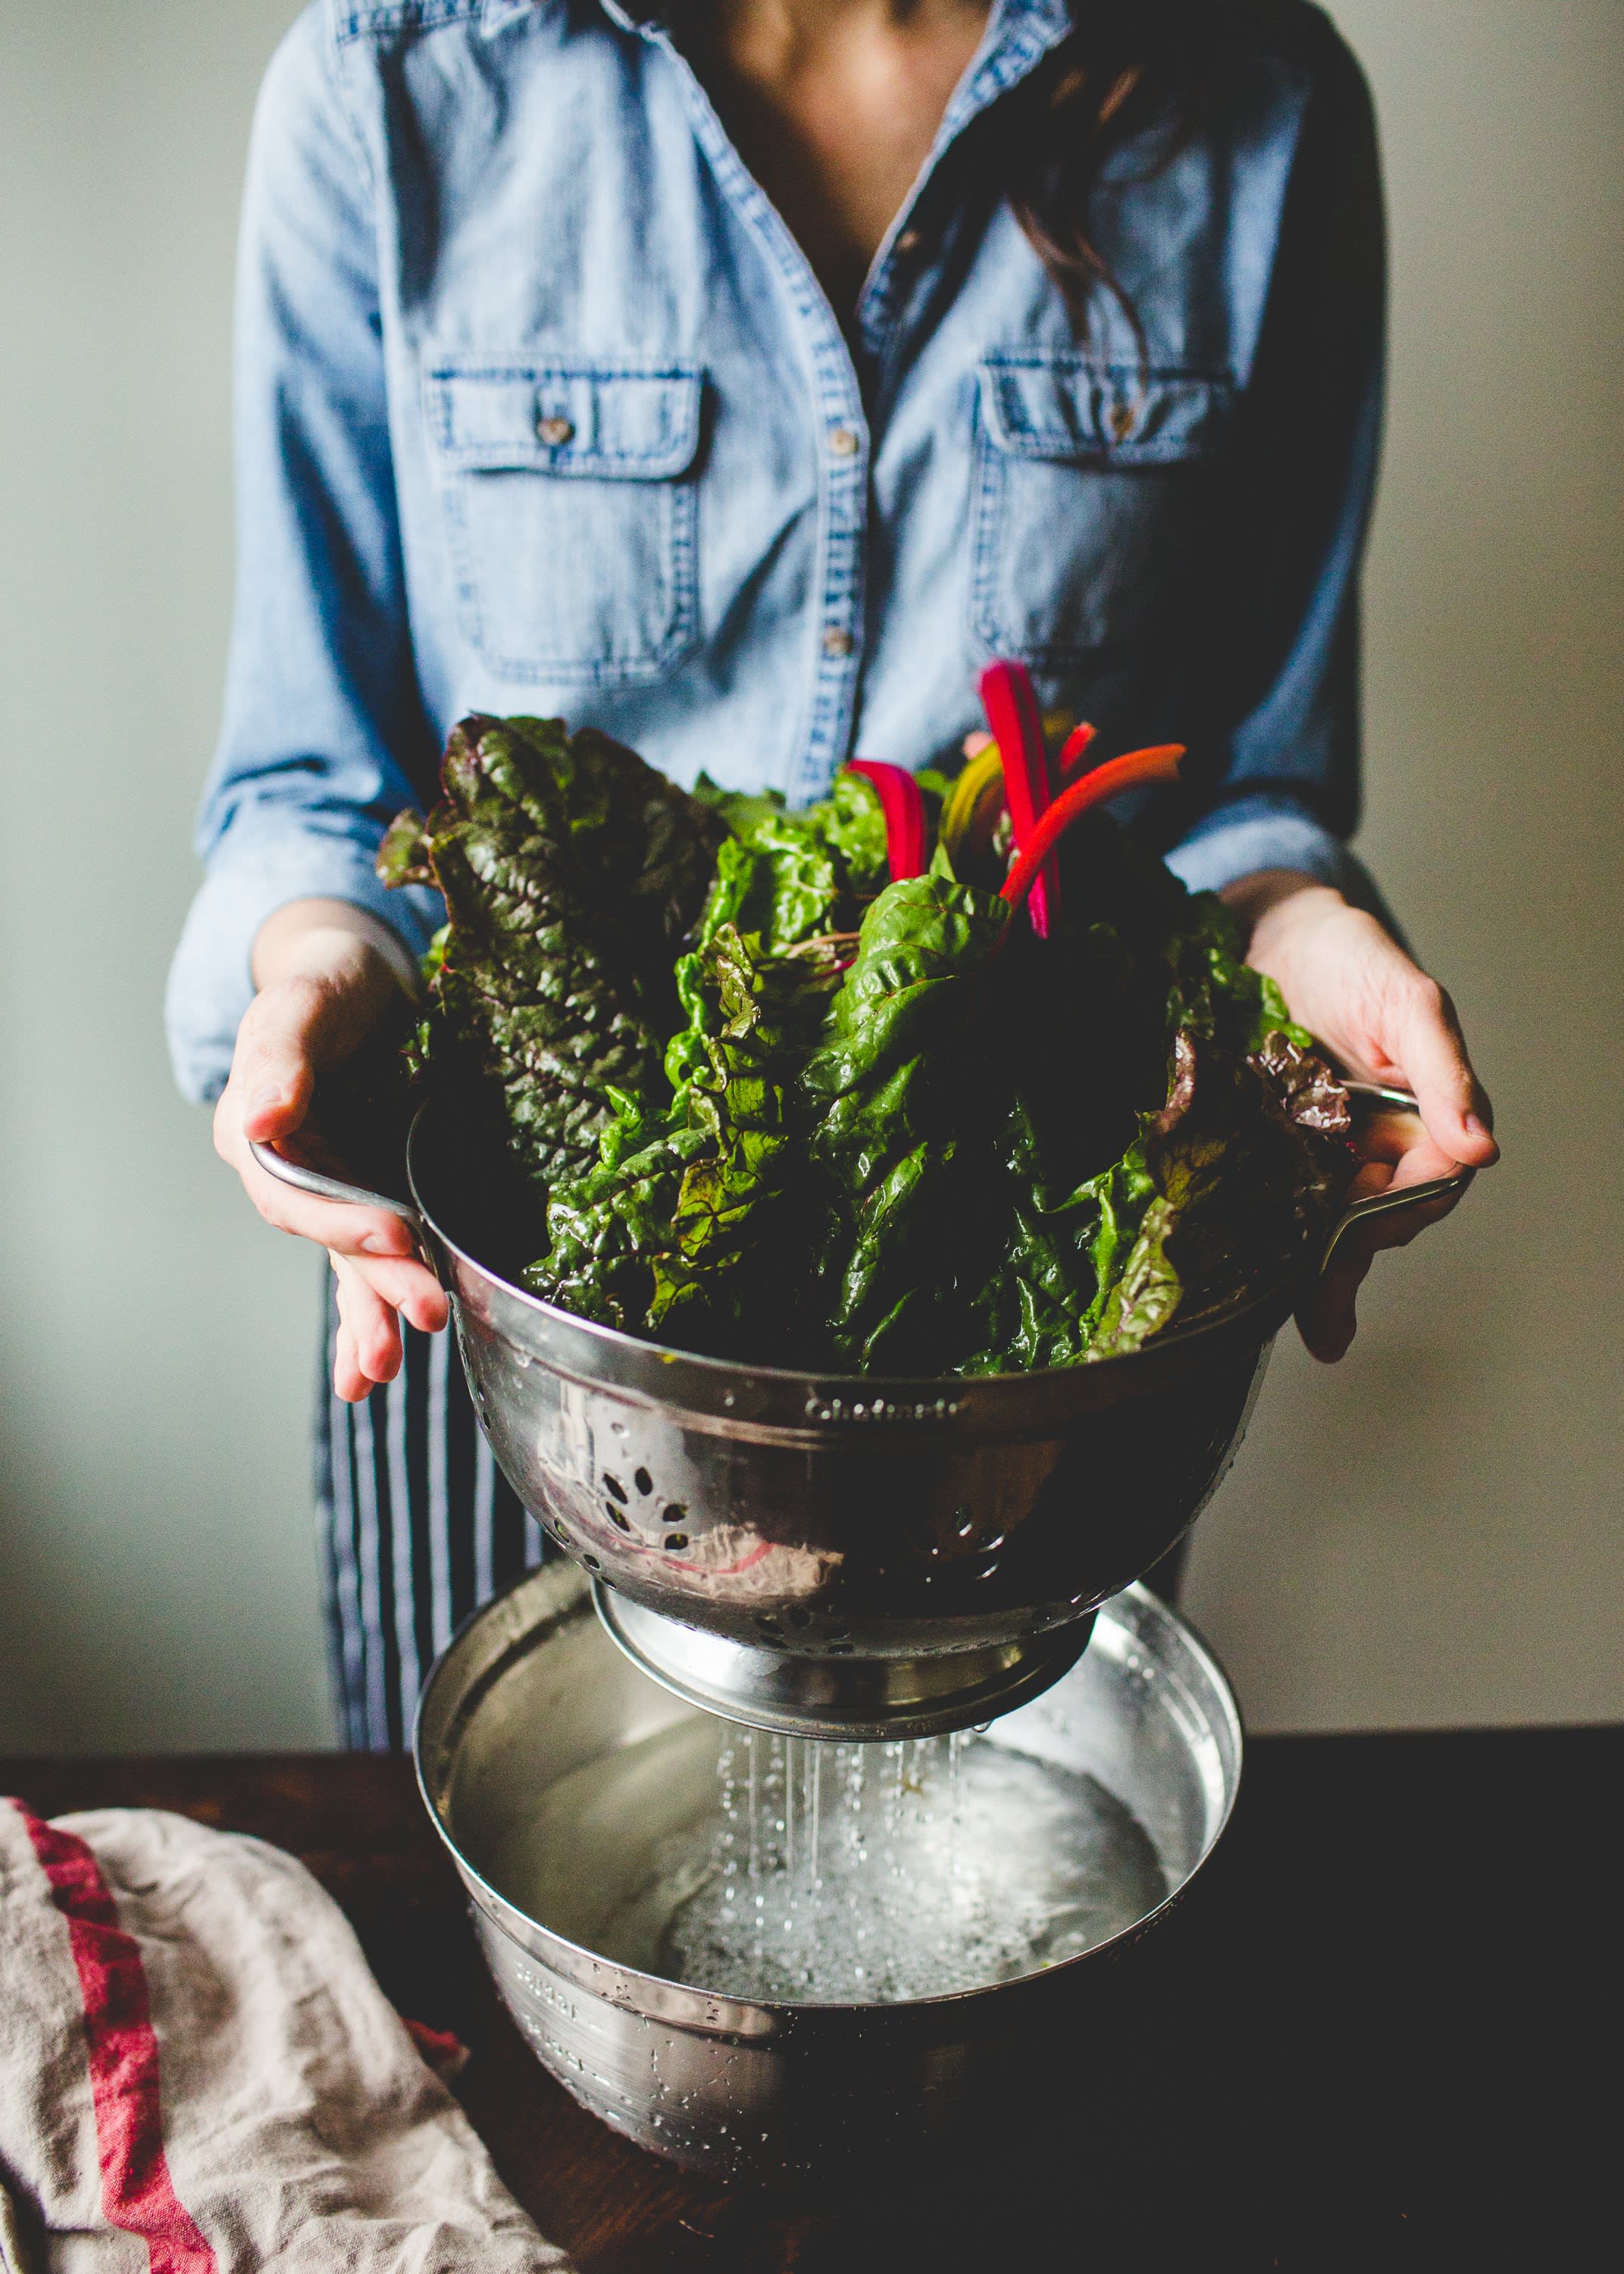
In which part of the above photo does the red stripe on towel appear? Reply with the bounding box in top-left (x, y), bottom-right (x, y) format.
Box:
top-left (14, 1803), bottom-right (217, 2274)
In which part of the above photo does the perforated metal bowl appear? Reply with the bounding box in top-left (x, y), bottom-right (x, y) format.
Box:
top-left (259, 1084), bottom-right (1466, 1737)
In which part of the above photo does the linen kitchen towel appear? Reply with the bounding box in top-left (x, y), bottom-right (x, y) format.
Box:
top-left (0, 1799), bottom-right (574, 2272)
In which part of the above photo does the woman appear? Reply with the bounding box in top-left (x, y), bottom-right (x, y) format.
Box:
top-left (169, 0), bottom-right (1497, 1749)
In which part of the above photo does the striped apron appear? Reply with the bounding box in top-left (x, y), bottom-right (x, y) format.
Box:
top-left (314, 1284), bottom-right (546, 1752)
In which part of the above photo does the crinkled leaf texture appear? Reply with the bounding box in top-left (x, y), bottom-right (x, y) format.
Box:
top-left (386, 726), bottom-right (1354, 1373)
top-left (379, 714), bottom-right (723, 1200)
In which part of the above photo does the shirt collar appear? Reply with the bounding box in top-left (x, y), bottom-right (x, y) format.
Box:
top-left (591, 0), bottom-right (1074, 48)
top-left (994, 0), bottom-right (1074, 42)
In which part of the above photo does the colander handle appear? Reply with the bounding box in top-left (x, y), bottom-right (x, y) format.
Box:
top-left (1321, 1082), bottom-right (1475, 1275)
top-left (248, 1140), bottom-right (424, 1237)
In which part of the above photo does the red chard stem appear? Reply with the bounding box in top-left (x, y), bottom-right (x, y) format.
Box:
top-left (999, 745), bottom-right (1186, 914)
top-left (843, 760), bottom-right (928, 882)
top-left (978, 660), bottom-right (1059, 938)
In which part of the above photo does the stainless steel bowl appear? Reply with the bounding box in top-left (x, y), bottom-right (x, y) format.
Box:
top-left (415, 1560), bottom-right (1243, 2180)
top-left (260, 1084), bottom-right (1466, 1738)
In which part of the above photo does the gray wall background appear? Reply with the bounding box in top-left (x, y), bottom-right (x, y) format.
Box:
top-left (0, 1), bottom-right (1617, 1751)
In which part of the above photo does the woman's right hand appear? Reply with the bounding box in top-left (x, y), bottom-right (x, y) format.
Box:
top-left (214, 898), bottom-right (449, 1402)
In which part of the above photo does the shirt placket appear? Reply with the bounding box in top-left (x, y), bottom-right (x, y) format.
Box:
top-left (609, 0), bottom-right (1070, 801)
top-left (853, 0), bottom-right (1073, 378)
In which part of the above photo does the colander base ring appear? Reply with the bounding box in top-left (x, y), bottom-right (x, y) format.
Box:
top-left (591, 1583), bottom-right (1099, 1740)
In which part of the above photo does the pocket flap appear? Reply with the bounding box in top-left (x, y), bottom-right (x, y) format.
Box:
top-left (978, 357), bottom-right (1228, 465)
top-left (426, 361), bottom-right (702, 478)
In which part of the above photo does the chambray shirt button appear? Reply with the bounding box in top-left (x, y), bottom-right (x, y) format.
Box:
top-left (895, 229), bottom-right (921, 255)
top-left (828, 425), bottom-right (861, 458)
top-left (537, 414), bottom-right (574, 446)
top-left (822, 627), bottom-right (855, 658)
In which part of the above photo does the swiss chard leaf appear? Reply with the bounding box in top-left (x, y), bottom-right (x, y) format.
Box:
top-left (380, 715), bottom-right (723, 1196)
top-left (799, 874), bottom-right (1009, 1370)
top-left (691, 769), bottom-right (887, 951)
top-left (525, 922), bottom-right (836, 1352)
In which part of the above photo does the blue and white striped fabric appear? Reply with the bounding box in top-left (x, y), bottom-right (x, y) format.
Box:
top-left (314, 1285), bottom-right (546, 1752)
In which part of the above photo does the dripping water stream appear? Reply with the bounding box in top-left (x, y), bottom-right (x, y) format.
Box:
top-left (495, 1710), bottom-right (1169, 2006)
top-left (643, 1720), bottom-right (1164, 2003)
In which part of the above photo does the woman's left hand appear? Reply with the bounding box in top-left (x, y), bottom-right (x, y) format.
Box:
top-left (1221, 870), bottom-right (1500, 1362)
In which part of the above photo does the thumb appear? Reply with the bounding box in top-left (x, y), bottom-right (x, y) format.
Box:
top-left (1391, 978), bottom-right (1500, 1169)
top-left (235, 976), bottom-right (343, 1144)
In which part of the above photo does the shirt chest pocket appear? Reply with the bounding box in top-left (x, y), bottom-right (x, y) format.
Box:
top-left (970, 357), bottom-right (1230, 670)
top-left (424, 362), bottom-right (703, 688)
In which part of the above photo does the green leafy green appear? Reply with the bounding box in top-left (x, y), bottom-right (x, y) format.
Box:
top-left (384, 717), bottom-right (1356, 1371)
top-left (527, 922), bottom-right (837, 1348)
top-left (690, 770), bottom-right (888, 949)
top-left (800, 873), bottom-right (1009, 1370)
top-left (377, 714), bottom-right (721, 1198)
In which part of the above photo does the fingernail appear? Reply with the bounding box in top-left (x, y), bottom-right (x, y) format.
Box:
top-left (250, 1084), bottom-right (283, 1115)
top-left (1465, 1113), bottom-right (1492, 1139)
top-left (361, 1231), bottom-right (402, 1256)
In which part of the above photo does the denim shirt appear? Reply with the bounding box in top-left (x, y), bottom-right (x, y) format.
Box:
top-left (167, 0), bottom-right (1385, 1104)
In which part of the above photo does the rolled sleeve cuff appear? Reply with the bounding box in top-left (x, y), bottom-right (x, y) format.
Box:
top-left (1165, 793), bottom-right (1394, 928)
top-left (164, 823), bottom-right (443, 1105)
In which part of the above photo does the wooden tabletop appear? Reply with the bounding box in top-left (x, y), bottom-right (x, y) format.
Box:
top-left (5, 1729), bottom-right (1612, 2268)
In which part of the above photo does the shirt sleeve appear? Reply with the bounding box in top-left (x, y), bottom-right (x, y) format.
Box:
top-left (164, 5), bottom-right (442, 1106)
top-left (1161, 20), bottom-right (1387, 914)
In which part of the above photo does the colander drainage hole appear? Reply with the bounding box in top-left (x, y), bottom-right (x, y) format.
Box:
top-left (634, 1467), bottom-right (653, 1496)
top-left (581, 1555), bottom-right (602, 1572)
top-left (662, 1502), bottom-right (687, 1526)
top-left (664, 1533), bottom-right (690, 1551)
top-left (786, 1608), bottom-right (812, 1629)
top-left (605, 1505), bottom-right (631, 1530)
top-left (602, 1475), bottom-right (628, 1505)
